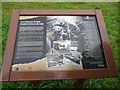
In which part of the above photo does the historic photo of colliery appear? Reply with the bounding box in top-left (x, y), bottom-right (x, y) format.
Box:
top-left (46, 16), bottom-right (83, 68)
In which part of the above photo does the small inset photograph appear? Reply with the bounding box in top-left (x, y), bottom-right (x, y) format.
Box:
top-left (46, 53), bottom-right (64, 67)
top-left (46, 50), bottom-right (83, 67)
top-left (53, 40), bottom-right (71, 53)
top-left (64, 52), bottom-right (81, 65)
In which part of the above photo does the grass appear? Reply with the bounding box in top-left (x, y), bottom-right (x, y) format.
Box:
top-left (1, 2), bottom-right (120, 88)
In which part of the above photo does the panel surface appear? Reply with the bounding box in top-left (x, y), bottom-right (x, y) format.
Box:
top-left (12, 16), bottom-right (107, 71)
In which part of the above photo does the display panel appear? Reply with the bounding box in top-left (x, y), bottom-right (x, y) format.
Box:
top-left (2, 10), bottom-right (118, 81)
top-left (12, 16), bottom-right (107, 71)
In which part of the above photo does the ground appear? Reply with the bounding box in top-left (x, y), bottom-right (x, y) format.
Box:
top-left (1, 2), bottom-right (120, 88)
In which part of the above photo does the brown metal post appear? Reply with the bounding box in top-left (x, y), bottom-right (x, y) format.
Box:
top-left (74, 79), bottom-right (85, 86)
top-left (32, 81), bottom-right (40, 87)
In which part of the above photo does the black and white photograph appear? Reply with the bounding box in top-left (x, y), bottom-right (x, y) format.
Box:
top-left (46, 16), bottom-right (83, 67)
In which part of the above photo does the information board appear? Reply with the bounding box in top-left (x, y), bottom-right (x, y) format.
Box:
top-left (1, 10), bottom-right (118, 81)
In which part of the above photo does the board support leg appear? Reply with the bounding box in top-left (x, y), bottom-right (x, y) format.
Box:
top-left (74, 79), bottom-right (85, 86)
top-left (32, 80), bottom-right (40, 87)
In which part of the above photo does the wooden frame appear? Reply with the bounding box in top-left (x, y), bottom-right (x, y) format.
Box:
top-left (1, 10), bottom-right (118, 81)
